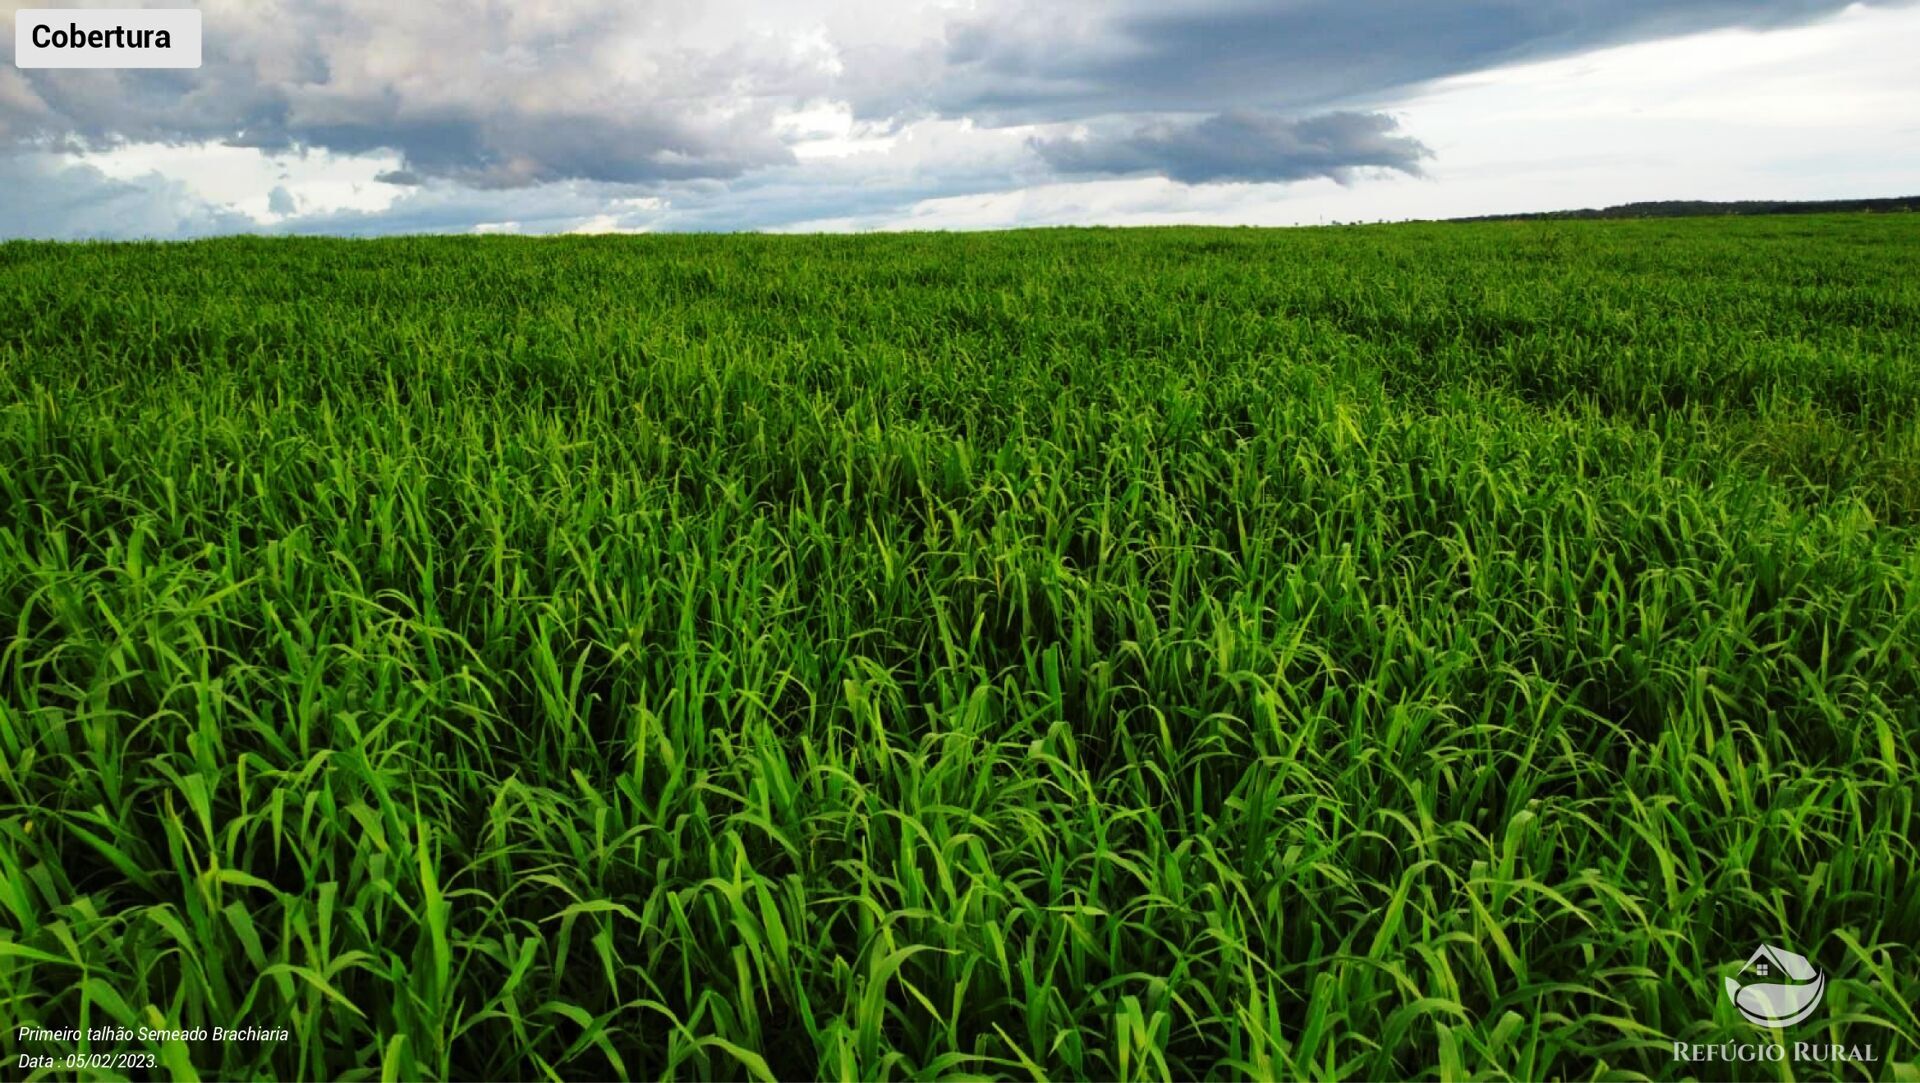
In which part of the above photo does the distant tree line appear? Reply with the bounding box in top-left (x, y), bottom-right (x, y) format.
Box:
top-left (1450, 196), bottom-right (1920, 222)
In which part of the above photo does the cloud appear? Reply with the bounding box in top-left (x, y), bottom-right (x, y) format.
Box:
top-left (271, 178), bottom-right (640, 236)
top-left (2, 0), bottom-right (859, 187)
top-left (0, 0), bottom-right (1913, 238)
top-left (0, 154), bottom-right (253, 240)
top-left (5, 0), bottom-right (1893, 193)
top-left (1032, 111), bottom-right (1430, 185)
top-left (933, 0), bottom-right (1909, 123)
top-left (267, 116), bottom-right (1048, 236)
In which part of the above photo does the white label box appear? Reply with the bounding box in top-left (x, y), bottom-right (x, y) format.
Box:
top-left (15, 8), bottom-right (202, 69)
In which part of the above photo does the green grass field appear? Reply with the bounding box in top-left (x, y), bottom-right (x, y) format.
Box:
top-left (2, 215), bottom-right (1917, 1081)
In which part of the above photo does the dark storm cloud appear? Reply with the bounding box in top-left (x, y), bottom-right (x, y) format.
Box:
top-left (934, 0), bottom-right (1911, 122)
top-left (1032, 111), bottom-right (1430, 184)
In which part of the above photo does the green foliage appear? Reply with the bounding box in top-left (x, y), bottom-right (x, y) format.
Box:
top-left (1, 216), bottom-right (1917, 1081)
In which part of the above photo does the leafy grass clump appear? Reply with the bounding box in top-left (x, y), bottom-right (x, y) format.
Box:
top-left (2, 216), bottom-right (1917, 1080)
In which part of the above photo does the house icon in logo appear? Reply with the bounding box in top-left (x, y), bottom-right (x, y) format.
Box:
top-left (1725, 945), bottom-right (1826, 1027)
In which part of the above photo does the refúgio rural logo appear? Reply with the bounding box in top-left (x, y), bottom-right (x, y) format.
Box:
top-left (1725, 944), bottom-right (1825, 1027)
top-left (1671, 944), bottom-right (1878, 1067)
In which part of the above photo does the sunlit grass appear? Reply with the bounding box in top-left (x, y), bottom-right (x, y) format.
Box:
top-left (2, 216), bottom-right (1917, 1080)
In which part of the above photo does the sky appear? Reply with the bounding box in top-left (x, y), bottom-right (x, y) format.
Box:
top-left (2, 0), bottom-right (1917, 238)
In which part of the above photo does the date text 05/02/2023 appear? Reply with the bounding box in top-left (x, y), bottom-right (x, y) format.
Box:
top-left (17, 1052), bottom-right (160, 1070)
